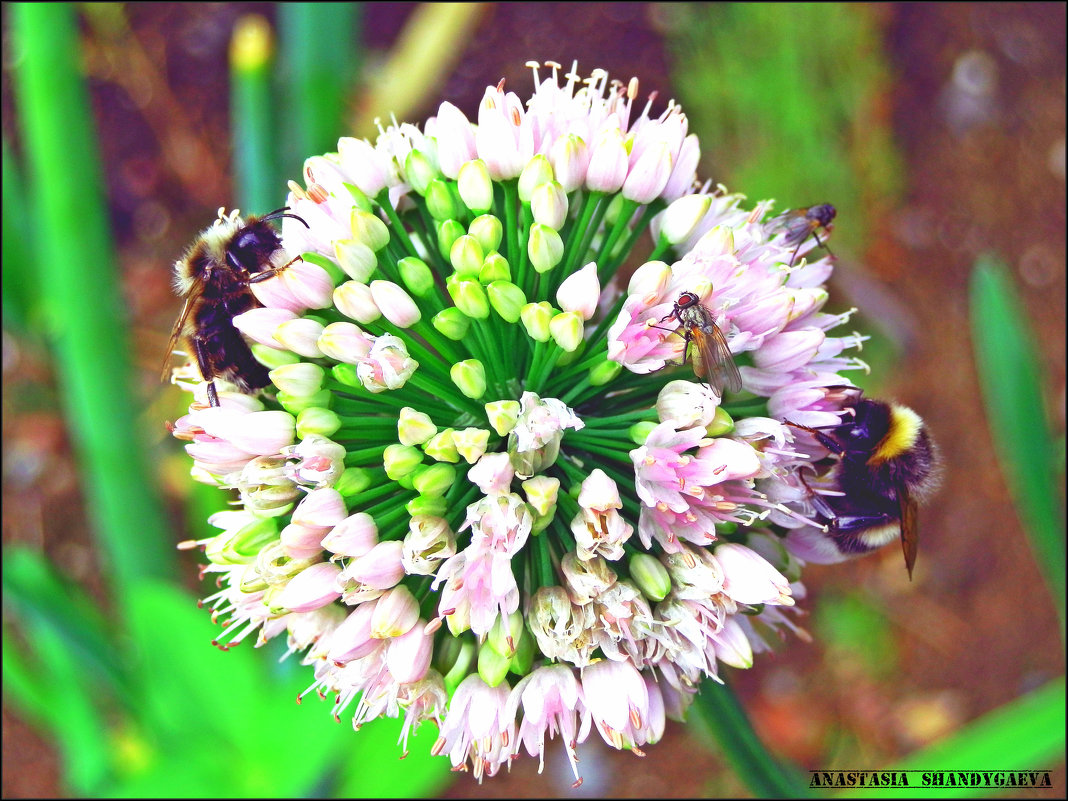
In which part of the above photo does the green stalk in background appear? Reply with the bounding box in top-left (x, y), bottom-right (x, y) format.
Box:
top-left (277, 3), bottom-right (362, 180)
top-left (230, 14), bottom-right (279, 215)
top-left (10, 2), bottom-right (175, 596)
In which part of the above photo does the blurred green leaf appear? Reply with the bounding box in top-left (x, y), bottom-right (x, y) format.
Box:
top-left (230, 13), bottom-right (279, 214)
top-left (813, 592), bottom-right (897, 680)
top-left (1, 140), bottom-right (39, 333)
top-left (969, 257), bottom-right (1066, 623)
top-left (11, 2), bottom-right (176, 601)
top-left (842, 678), bottom-right (1065, 798)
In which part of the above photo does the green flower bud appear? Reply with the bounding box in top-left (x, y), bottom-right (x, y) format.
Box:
top-left (450, 359), bottom-right (487, 400)
top-left (484, 399), bottom-right (521, 436)
top-left (520, 301), bottom-right (554, 342)
top-left (478, 252), bottom-right (511, 284)
top-left (457, 158), bottom-right (493, 213)
top-left (706, 406), bottom-right (735, 437)
top-left (521, 475), bottom-right (560, 516)
top-left (660, 193), bottom-right (712, 245)
top-left (404, 149), bottom-right (439, 195)
top-left (206, 517), bottom-right (279, 565)
top-left (450, 234), bottom-right (485, 278)
top-left (342, 181), bottom-right (373, 213)
top-left (436, 219), bottom-right (465, 260)
top-left (276, 389), bottom-right (332, 415)
top-left (383, 443), bottom-right (423, 480)
top-left (629, 420), bottom-right (659, 444)
top-left (604, 191), bottom-right (627, 225)
top-left (715, 522), bottom-right (739, 536)
top-left (529, 181), bottom-right (568, 230)
top-left (487, 280), bottom-right (527, 323)
top-left (518, 154), bottom-right (554, 202)
top-left (335, 467), bottom-right (373, 498)
top-left (251, 342), bottom-right (300, 370)
top-left (350, 208), bottom-right (390, 252)
top-left (398, 406), bottom-right (437, 446)
top-left (440, 638), bottom-right (476, 696)
top-left (452, 427), bottom-right (491, 463)
top-left (411, 463), bottom-right (457, 497)
top-left (508, 626), bottom-right (535, 675)
top-left (449, 279), bottom-right (490, 319)
top-left (629, 553), bottom-right (672, 602)
top-left (477, 641), bottom-right (512, 687)
top-left (334, 238), bottom-right (377, 282)
top-left (531, 511), bottom-right (554, 534)
top-left (589, 358), bottom-right (623, 386)
top-left (468, 214), bottom-right (503, 255)
top-left (486, 610), bottom-right (525, 658)
top-left (549, 311), bottom-right (584, 352)
top-left (396, 472), bottom-right (416, 490)
top-left (423, 428), bottom-right (460, 463)
top-left (425, 178), bottom-right (459, 221)
top-left (295, 407), bottom-right (342, 438)
top-left (528, 222), bottom-right (564, 273)
top-left (331, 362), bottom-right (361, 388)
top-left (397, 256), bottom-right (435, 298)
top-left (431, 307), bottom-right (471, 341)
top-left (406, 494), bottom-right (447, 518)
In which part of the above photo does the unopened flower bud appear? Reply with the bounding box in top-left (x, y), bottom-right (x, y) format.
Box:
top-left (520, 301), bottom-right (554, 342)
top-left (658, 193), bottom-right (711, 244)
top-left (484, 399), bottom-right (521, 436)
top-left (428, 218), bottom-right (462, 261)
top-left (549, 311), bottom-right (583, 352)
top-left (404, 149), bottom-right (439, 194)
top-left (371, 585), bottom-right (420, 638)
top-left (622, 141), bottom-right (673, 203)
top-left (296, 407), bottom-right (342, 438)
top-left (431, 307), bottom-right (470, 341)
top-left (486, 610), bottom-right (525, 658)
top-left (411, 463), bottom-right (456, 496)
top-left (707, 406), bottom-right (735, 437)
top-left (274, 317), bottom-right (325, 358)
top-left (518, 153), bottom-right (554, 201)
top-left (275, 562), bottom-right (342, 613)
top-left (334, 238), bottom-right (377, 282)
top-left (487, 280), bottom-right (527, 323)
top-left (589, 358), bottom-right (622, 386)
top-left (425, 178), bottom-right (459, 221)
top-left (528, 223), bottom-right (564, 273)
top-left (383, 443), bottom-right (424, 480)
top-left (398, 406), bottom-right (437, 446)
top-left (321, 511), bottom-right (378, 557)
top-left (457, 158), bottom-right (493, 213)
top-left (269, 362), bottom-right (325, 396)
top-left (477, 641), bottom-right (512, 687)
top-left (628, 260), bottom-right (671, 297)
top-left (478, 252), bottom-right (511, 284)
top-left (629, 420), bottom-right (659, 444)
top-left (276, 389), bottom-right (332, 415)
top-left (369, 280), bottom-right (420, 327)
top-left (450, 235), bottom-right (485, 278)
top-left (206, 517), bottom-right (279, 565)
top-left (452, 427), bottom-right (491, 463)
top-left (350, 208), bottom-right (390, 252)
top-left (555, 262), bottom-right (600, 320)
top-left (521, 475), bottom-right (560, 516)
top-left (550, 132), bottom-right (590, 193)
top-left (423, 428), bottom-right (459, 463)
top-left (398, 256), bottom-right (435, 298)
top-left (317, 321), bottom-right (373, 364)
top-left (530, 181), bottom-right (569, 230)
top-left (334, 281), bottom-right (381, 324)
top-left (250, 342), bottom-right (299, 370)
top-left (629, 553), bottom-right (672, 601)
top-left (406, 494), bottom-right (447, 518)
top-left (450, 359), bottom-right (487, 400)
top-left (335, 466), bottom-right (372, 498)
top-left (586, 126), bottom-right (628, 192)
top-left (468, 214), bottom-right (503, 254)
top-left (449, 279), bottom-right (490, 319)
top-left (386, 622), bottom-right (434, 683)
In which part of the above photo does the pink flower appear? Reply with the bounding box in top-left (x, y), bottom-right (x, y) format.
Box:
top-left (505, 665), bottom-right (587, 783)
top-left (434, 674), bottom-right (515, 781)
top-left (581, 660), bottom-right (663, 753)
top-left (357, 334), bottom-right (418, 393)
top-left (570, 469), bottom-right (633, 561)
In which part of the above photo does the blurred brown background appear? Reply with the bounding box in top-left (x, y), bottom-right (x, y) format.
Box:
top-left (3, 3), bottom-right (1064, 797)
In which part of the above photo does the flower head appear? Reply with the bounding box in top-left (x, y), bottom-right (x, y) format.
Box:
top-left (170, 60), bottom-right (900, 784)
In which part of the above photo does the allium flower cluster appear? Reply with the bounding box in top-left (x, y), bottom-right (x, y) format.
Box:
top-left (170, 61), bottom-right (873, 784)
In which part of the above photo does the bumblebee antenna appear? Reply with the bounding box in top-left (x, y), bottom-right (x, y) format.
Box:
top-left (260, 207), bottom-right (310, 228)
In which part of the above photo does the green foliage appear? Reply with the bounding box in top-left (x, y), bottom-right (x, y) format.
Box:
top-left (814, 592), bottom-right (897, 680)
top-left (969, 257), bottom-right (1066, 624)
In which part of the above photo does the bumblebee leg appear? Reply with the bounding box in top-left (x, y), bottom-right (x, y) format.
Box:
top-left (248, 255), bottom-right (304, 284)
top-left (191, 335), bottom-right (220, 407)
top-left (784, 420), bottom-right (845, 455)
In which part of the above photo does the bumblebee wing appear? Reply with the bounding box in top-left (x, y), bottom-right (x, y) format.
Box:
top-left (900, 491), bottom-right (919, 579)
top-left (689, 323), bottom-right (743, 397)
top-left (159, 284), bottom-right (204, 381)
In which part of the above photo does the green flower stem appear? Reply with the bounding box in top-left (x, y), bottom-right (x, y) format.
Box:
top-left (561, 190), bottom-right (605, 276)
top-left (349, 477), bottom-right (408, 509)
top-left (361, 499), bottom-right (413, 534)
top-left (516, 201), bottom-right (533, 290)
top-left (328, 383), bottom-right (414, 411)
top-left (558, 375), bottom-right (592, 406)
top-left (581, 409), bottom-right (660, 428)
top-left (546, 345), bottom-right (610, 386)
top-left (593, 198), bottom-right (640, 285)
top-left (646, 235), bottom-right (673, 264)
top-left (343, 444), bottom-right (389, 465)
top-left (528, 342), bottom-right (564, 395)
top-left (230, 14), bottom-right (277, 215)
top-left (404, 370), bottom-right (485, 418)
top-left (333, 420), bottom-right (402, 440)
top-left (12, 3), bottom-right (176, 599)
top-left (377, 191), bottom-right (422, 261)
top-left (694, 679), bottom-right (813, 799)
top-left (501, 180), bottom-right (521, 286)
top-left (584, 291), bottom-right (628, 351)
top-left (599, 201), bottom-right (662, 280)
top-left (533, 527), bottom-right (556, 588)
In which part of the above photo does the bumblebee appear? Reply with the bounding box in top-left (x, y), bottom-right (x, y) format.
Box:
top-left (767, 203), bottom-right (836, 266)
top-left (658, 291), bottom-right (743, 399)
top-left (788, 390), bottom-right (941, 578)
top-left (163, 207), bottom-right (308, 406)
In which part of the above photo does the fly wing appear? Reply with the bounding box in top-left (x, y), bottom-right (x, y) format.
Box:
top-left (767, 209), bottom-right (815, 248)
top-left (159, 282), bottom-right (205, 381)
top-left (689, 322), bottom-right (743, 398)
top-left (900, 491), bottom-right (920, 579)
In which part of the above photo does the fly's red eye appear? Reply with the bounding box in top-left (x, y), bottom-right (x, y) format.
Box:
top-left (678, 292), bottom-right (698, 307)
